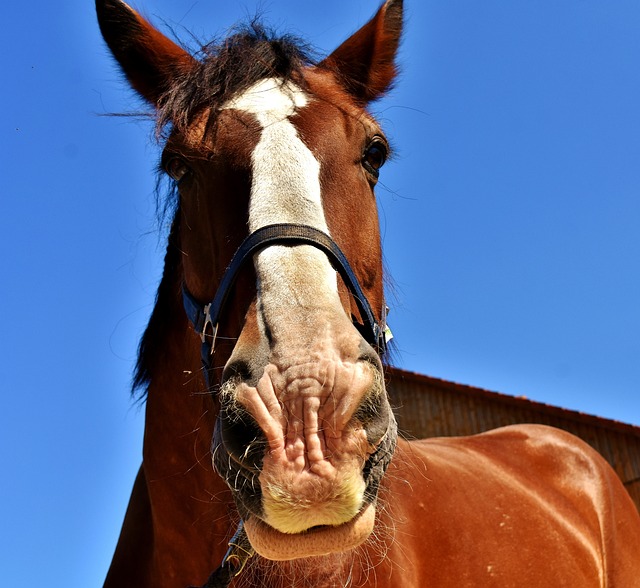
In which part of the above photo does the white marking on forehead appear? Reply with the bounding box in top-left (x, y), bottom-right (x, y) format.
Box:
top-left (223, 78), bottom-right (328, 233)
top-left (223, 78), bottom-right (308, 126)
top-left (222, 78), bottom-right (341, 331)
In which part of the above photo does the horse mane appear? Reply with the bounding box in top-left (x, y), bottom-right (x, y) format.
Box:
top-left (133, 24), bottom-right (317, 398)
top-left (155, 22), bottom-right (317, 136)
top-left (132, 210), bottom-right (183, 398)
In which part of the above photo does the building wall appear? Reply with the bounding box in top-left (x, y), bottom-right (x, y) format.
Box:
top-left (387, 367), bottom-right (640, 511)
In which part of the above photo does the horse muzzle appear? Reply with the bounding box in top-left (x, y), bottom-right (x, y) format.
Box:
top-left (212, 360), bottom-right (397, 560)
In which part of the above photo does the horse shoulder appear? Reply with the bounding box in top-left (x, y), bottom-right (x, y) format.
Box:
top-left (378, 424), bottom-right (640, 587)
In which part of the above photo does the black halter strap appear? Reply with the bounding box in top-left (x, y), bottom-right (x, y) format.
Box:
top-left (190, 521), bottom-right (254, 588)
top-left (182, 223), bottom-right (387, 376)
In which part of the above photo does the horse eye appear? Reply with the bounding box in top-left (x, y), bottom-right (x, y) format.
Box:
top-left (362, 140), bottom-right (388, 178)
top-left (165, 157), bottom-right (190, 182)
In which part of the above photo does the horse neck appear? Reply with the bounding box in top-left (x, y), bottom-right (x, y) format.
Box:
top-left (142, 330), bottom-right (216, 483)
top-left (139, 293), bottom-right (238, 579)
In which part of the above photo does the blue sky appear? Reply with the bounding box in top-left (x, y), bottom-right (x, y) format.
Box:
top-left (2, 0), bottom-right (640, 585)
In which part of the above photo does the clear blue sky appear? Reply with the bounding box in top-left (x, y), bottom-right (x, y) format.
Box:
top-left (2, 0), bottom-right (640, 585)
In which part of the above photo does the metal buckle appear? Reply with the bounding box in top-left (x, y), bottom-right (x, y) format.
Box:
top-left (222, 522), bottom-right (255, 577)
top-left (201, 303), bottom-right (218, 355)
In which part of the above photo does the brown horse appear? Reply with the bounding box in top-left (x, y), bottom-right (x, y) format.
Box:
top-left (97, 0), bottom-right (640, 586)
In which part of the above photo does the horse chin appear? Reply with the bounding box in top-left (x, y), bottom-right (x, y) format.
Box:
top-left (244, 502), bottom-right (376, 561)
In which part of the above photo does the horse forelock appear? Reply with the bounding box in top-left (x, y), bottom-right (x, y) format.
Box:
top-left (154, 22), bottom-right (317, 138)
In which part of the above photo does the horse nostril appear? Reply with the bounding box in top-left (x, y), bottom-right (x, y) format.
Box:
top-left (222, 360), bottom-right (253, 385)
top-left (217, 402), bottom-right (266, 472)
top-left (353, 386), bottom-right (392, 446)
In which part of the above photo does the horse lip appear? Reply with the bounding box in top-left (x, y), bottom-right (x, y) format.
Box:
top-left (243, 502), bottom-right (376, 561)
top-left (214, 419), bottom-right (396, 527)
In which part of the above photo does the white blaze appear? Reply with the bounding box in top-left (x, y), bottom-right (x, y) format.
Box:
top-left (222, 78), bottom-right (338, 310)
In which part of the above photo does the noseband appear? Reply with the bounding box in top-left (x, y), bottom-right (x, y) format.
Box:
top-left (182, 222), bottom-right (388, 381)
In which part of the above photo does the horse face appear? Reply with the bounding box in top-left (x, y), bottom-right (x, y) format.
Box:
top-left (97, 0), bottom-right (402, 561)
top-left (209, 75), bottom-right (398, 559)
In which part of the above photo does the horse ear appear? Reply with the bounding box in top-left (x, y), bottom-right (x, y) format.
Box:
top-left (320, 0), bottom-right (403, 104)
top-left (96, 0), bottom-right (196, 105)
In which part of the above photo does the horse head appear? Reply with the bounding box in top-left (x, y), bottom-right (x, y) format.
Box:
top-left (97, 0), bottom-right (402, 562)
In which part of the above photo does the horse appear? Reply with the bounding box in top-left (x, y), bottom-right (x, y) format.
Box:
top-left (97, 0), bottom-right (640, 586)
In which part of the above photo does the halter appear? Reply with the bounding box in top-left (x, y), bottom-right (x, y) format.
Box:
top-left (182, 222), bottom-right (388, 381)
